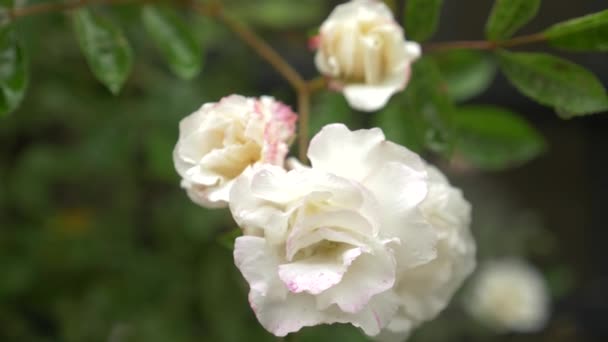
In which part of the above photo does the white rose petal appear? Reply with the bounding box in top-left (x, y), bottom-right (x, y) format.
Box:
top-left (465, 259), bottom-right (550, 333)
top-left (173, 95), bottom-right (297, 208)
top-left (314, 0), bottom-right (421, 112)
top-left (230, 124), bottom-right (475, 338)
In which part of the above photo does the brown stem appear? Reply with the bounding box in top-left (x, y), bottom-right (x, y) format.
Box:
top-left (307, 76), bottom-right (327, 94)
top-left (205, 6), bottom-right (307, 93)
top-left (423, 33), bottom-right (547, 53)
top-left (498, 33), bottom-right (547, 49)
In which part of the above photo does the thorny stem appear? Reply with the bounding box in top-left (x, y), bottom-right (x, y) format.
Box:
top-left (5, 0), bottom-right (549, 162)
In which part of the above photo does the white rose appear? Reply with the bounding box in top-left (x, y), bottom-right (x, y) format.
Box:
top-left (379, 166), bottom-right (476, 341)
top-left (230, 124), bottom-right (475, 337)
top-left (173, 95), bottom-right (297, 208)
top-left (314, 0), bottom-right (421, 112)
top-left (465, 259), bottom-right (550, 333)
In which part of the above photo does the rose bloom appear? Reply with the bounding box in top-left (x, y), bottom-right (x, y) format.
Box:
top-left (314, 0), bottom-right (421, 112)
top-left (465, 259), bottom-right (550, 333)
top-left (173, 95), bottom-right (297, 208)
top-left (230, 124), bottom-right (475, 337)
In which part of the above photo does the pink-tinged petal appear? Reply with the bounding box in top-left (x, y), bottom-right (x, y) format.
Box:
top-left (308, 124), bottom-right (385, 182)
top-left (316, 244), bottom-right (396, 313)
top-left (308, 34), bottom-right (321, 50)
top-left (278, 247), bottom-right (362, 295)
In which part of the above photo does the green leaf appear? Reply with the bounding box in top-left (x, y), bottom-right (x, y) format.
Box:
top-left (216, 228), bottom-right (241, 251)
top-left (432, 50), bottom-right (497, 102)
top-left (405, 58), bottom-right (455, 155)
top-left (310, 92), bottom-right (360, 139)
top-left (486, 0), bottom-right (541, 40)
top-left (142, 5), bottom-right (203, 80)
top-left (405, 0), bottom-right (444, 42)
top-left (544, 9), bottom-right (608, 52)
top-left (376, 58), bottom-right (455, 155)
top-left (0, 28), bottom-right (28, 117)
top-left (231, 0), bottom-right (325, 29)
top-left (454, 105), bottom-right (546, 170)
top-left (72, 9), bottom-right (133, 94)
top-left (374, 98), bottom-right (426, 153)
top-left (498, 50), bottom-right (608, 117)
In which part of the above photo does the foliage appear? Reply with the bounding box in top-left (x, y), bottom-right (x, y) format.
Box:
top-left (404, 0), bottom-right (443, 42)
top-left (485, 0), bottom-right (541, 40)
top-left (498, 50), bottom-right (608, 117)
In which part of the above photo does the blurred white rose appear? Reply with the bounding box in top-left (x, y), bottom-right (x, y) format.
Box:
top-left (173, 95), bottom-right (297, 208)
top-left (465, 259), bottom-right (550, 333)
top-left (314, 0), bottom-right (421, 112)
top-left (230, 124), bottom-right (474, 337)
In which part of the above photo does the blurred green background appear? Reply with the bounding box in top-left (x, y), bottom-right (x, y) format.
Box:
top-left (1, 0), bottom-right (607, 341)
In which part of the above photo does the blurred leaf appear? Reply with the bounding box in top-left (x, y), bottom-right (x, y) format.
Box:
top-left (0, 28), bottom-right (28, 117)
top-left (199, 245), bottom-right (273, 342)
top-left (374, 98), bottom-right (426, 153)
top-left (310, 92), bottom-right (358, 138)
top-left (376, 59), bottom-right (455, 155)
top-left (432, 50), bottom-right (497, 102)
top-left (142, 5), bottom-right (203, 80)
top-left (72, 9), bottom-right (133, 94)
top-left (217, 227), bottom-right (241, 250)
top-left (231, 0), bottom-right (324, 29)
top-left (485, 0), bottom-right (541, 40)
top-left (498, 50), bottom-right (608, 117)
top-left (404, 0), bottom-right (443, 42)
top-left (546, 266), bottom-right (575, 298)
top-left (454, 105), bottom-right (546, 170)
top-left (143, 128), bottom-right (177, 183)
top-left (404, 58), bottom-right (455, 155)
top-left (545, 9), bottom-right (608, 52)
top-left (299, 324), bottom-right (369, 342)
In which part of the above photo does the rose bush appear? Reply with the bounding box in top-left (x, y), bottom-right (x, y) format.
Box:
top-left (313, 0), bottom-right (421, 112)
top-left (230, 124), bottom-right (475, 337)
top-left (173, 95), bottom-right (297, 208)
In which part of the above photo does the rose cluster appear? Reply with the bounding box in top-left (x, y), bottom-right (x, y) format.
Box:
top-left (173, 0), bottom-right (476, 340)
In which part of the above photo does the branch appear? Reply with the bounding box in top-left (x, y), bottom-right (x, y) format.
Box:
top-left (422, 33), bottom-right (547, 53)
top-left (197, 4), bottom-right (307, 92)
